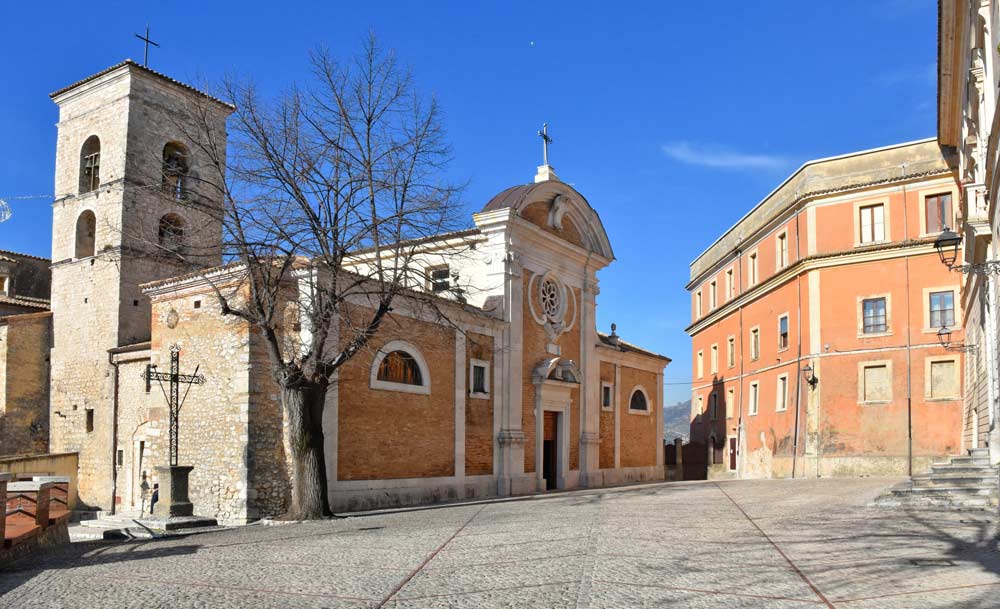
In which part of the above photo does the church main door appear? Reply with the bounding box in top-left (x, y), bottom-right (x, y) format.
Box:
top-left (542, 411), bottom-right (559, 490)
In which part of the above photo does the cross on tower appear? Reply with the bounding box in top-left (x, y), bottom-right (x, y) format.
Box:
top-left (538, 123), bottom-right (553, 166)
top-left (134, 24), bottom-right (160, 67)
top-left (143, 344), bottom-right (205, 467)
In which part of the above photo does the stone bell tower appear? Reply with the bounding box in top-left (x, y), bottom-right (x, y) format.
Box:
top-left (47, 60), bottom-right (232, 509)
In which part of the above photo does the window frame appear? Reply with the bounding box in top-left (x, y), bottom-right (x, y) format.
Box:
top-left (852, 197), bottom-right (890, 247)
top-left (370, 340), bottom-right (432, 395)
top-left (601, 381), bottom-right (614, 411)
top-left (857, 359), bottom-right (893, 405)
top-left (696, 349), bottom-right (704, 378)
top-left (469, 358), bottom-right (490, 398)
top-left (918, 187), bottom-right (959, 237)
top-left (749, 326), bottom-right (760, 361)
top-left (695, 290), bottom-right (702, 319)
top-left (748, 381), bottom-right (760, 416)
top-left (922, 286), bottom-right (960, 333)
top-left (775, 374), bottom-right (788, 412)
top-left (709, 280), bottom-right (717, 310)
top-left (725, 267), bottom-right (735, 301)
top-left (924, 355), bottom-right (961, 401)
top-left (726, 387), bottom-right (735, 419)
top-left (857, 294), bottom-right (891, 337)
top-left (748, 249), bottom-right (759, 287)
top-left (627, 385), bottom-right (652, 415)
top-left (710, 343), bottom-right (718, 375)
top-left (775, 231), bottom-right (789, 271)
top-left (777, 313), bottom-right (790, 352)
top-left (709, 392), bottom-right (718, 420)
top-left (426, 265), bottom-right (452, 294)
top-left (727, 335), bottom-right (736, 368)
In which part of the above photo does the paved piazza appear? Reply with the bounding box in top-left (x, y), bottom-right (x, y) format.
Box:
top-left (2, 478), bottom-right (1000, 608)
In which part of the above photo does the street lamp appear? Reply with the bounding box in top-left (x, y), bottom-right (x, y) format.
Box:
top-left (937, 326), bottom-right (952, 348)
top-left (802, 364), bottom-right (818, 388)
top-left (933, 227), bottom-right (962, 269)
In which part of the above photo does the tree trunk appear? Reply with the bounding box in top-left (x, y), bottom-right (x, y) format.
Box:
top-left (280, 381), bottom-right (331, 519)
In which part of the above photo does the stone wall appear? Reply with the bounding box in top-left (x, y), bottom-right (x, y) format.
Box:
top-left (0, 312), bottom-right (51, 456)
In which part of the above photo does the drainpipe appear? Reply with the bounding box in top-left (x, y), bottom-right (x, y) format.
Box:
top-left (108, 349), bottom-right (120, 515)
top-left (791, 203), bottom-right (804, 478)
top-left (901, 167), bottom-right (914, 477)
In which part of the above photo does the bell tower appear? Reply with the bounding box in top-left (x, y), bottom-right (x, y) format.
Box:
top-left (47, 60), bottom-right (232, 509)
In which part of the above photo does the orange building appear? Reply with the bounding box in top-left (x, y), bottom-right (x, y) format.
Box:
top-left (686, 139), bottom-right (966, 479)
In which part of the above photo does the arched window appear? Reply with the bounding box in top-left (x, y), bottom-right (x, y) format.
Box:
top-left (158, 213), bottom-right (186, 252)
top-left (370, 340), bottom-right (431, 395)
top-left (79, 136), bottom-right (101, 194)
top-left (629, 388), bottom-right (648, 412)
top-left (162, 142), bottom-right (190, 200)
top-left (75, 210), bottom-right (96, 258)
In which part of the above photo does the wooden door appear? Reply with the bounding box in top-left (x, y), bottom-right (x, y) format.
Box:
top-left (729, 438), bottom-right (737, 470)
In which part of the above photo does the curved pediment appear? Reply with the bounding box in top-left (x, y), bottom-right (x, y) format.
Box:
top-left (481, 181), bottom-right (615, 260)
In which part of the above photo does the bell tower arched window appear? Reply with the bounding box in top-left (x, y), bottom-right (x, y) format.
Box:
top-left (75, 210), bottom-right (96, 258)
top-left (162, 142), bottom-right (190, 201)
top-left (79, 136), bottom-right (101, 194)
top-left (158, 213), bottom-right (186, 253)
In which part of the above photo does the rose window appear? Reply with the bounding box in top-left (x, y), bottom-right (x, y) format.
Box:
top-left (540, 279), bottom-right (562, 320)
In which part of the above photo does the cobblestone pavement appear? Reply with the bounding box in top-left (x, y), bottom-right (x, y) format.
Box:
top-left (2, 478), bottom-right (999, 608)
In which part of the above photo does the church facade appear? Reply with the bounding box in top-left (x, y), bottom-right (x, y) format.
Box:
top-left (0, 61), bottom-right (668, 523)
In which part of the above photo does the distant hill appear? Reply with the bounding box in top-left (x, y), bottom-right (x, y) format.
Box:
top-left (663, 400), bottom-right (690, 442)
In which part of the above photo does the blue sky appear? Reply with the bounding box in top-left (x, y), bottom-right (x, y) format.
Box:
top-left (0, 1), bottom-right (937, 404)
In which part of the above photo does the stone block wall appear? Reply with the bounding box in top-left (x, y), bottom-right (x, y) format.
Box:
top-left (0, 312), bottom-right (52, 456)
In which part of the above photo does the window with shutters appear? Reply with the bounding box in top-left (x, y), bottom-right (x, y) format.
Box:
top-left (750, 327), bottom-right (760, 361)
top-left (426, 265), bottom-right (451, 293)
top-left (695, 291), bottom-right (702, 319)
top-left (748, 250), bottom-right (759, 286)
top-left (710, 344), bottom-right (718, 374)
top-left (748, 382), bottom-right (760, 415)
top-left (859, 361), bottom-right (892, 403)
top-left (696, 350), bottom-right (704, 378)
top-left (370, 341), bottom-right (431, 394)
top-left (726, 268), bottom-right (734, 300)
top-left (859, 203), bottom-right (885, 244)
top-left (778, 315), bottom-right (789, 350)
top-left (727, 336), bottom-right (736, 368)
top-left (925, 192), bottom-right (953, 234)
top-left (709, 281), bottom-right (717, 310)
top-left (776, 375), bottom-right (788, 411)
top-left (726, 388), bottom-right (735, 419)
top-left (776, 232), bottom-right (788, 269)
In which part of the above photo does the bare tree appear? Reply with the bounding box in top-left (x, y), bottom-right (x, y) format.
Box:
top-left (156, 34), bottom-right (466, 519)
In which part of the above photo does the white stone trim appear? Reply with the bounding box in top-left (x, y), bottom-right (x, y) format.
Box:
top-left (924, 354), bottom-right (962, 401)
top-left (775, 373), bottom-right (789, 412)
top-left (777, 312), bottom-right (790, 352)
top-left (857, 292), bottom-right (893, 338)
top-left (922, 284), bottom-right (962, 333)
top-left (469, 357), bottom-right (491, 398)
top-left (852, 196), bottom-right (891, 247)
top-left (626, 384), bottom-right (651, 416)
top-left (748, 381), bottom-right (760, 415)
top-left (369, 340), bottom-right (432, 395)
top-left (917, 184), bottom-right (961, 237)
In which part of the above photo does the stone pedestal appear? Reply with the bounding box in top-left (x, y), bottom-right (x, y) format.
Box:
top-left (154, 465), bottom-right (194, 519)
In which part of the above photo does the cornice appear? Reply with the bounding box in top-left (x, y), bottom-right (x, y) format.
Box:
top-left (686, 239), bottom-right (940, 336)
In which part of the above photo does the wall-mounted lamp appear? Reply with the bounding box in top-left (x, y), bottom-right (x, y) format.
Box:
top-left (934, 227), bottom-right (1000, 275)
top-left (802, 364), bottom-right (818, 388)
top-left (937, 325), bottom-right (976, 352)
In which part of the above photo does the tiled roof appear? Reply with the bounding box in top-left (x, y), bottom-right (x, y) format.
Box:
top-left (0, 295), bottom-right (50, 310)
top-left (0, 249), bottom-right (50, 263)
top-left (597, 332), bottom-right (671, 362)
top-left (49, 59), bottom-right (235, 111)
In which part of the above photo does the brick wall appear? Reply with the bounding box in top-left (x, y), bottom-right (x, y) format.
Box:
top-left (465, 332), bottom-right (494, 476)
top-left (598, 361), bottom-right (615, 469)
top-left (619, 365), bottom-right (658, 468)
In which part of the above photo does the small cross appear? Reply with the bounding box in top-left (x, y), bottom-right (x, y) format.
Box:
top-left (134, 24), bottom-right (160, 67)
top-left (538, 123), bottom-right (553, 166)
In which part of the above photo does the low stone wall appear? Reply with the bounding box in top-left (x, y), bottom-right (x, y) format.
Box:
top-left (0, 453), bottom-right (78, 509)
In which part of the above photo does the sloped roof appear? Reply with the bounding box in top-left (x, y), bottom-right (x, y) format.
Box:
top-left (50, 59), bottom-right (235, 111)
top-left (597, 332), bottom-right (671, 362)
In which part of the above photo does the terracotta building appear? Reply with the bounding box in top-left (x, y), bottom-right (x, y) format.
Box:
top-left (0, 60), bottom-right (668, 522)
top-left (686, 139), bottom-right (965, 479)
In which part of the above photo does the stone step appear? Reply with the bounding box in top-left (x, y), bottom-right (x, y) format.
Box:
top-left (911, 475), bottom-right (999, 488)
top-left (893, 486), bottom-right (997, 498)
top-left (877, 494), bottom-right (998, 508)
top-left (938, 456), bottom-right (993, 467)
top-left (930, 464), bottom-right (998, 475)
top-left (968, 448), bottom-right (990, 457)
